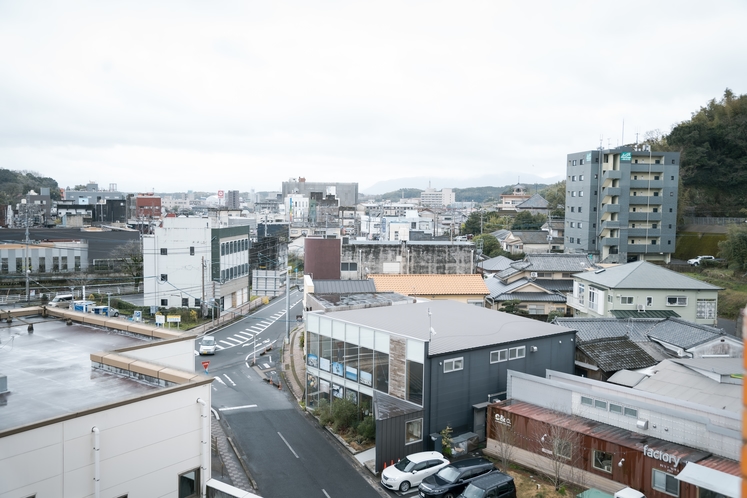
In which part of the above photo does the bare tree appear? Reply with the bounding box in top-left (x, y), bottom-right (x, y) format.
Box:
top-left (533, 418), bottom-right (584, 491)
top-left (491, 411), bottom-right (516, 473)
top-left (110, 240), bottom-right (143, 281)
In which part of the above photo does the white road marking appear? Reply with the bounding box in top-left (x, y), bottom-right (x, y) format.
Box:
top-left (219, 404), bottom-right (258, 411)
top-left (215, 377), bottom-right (226, 386)
top-left (263, 363), bottom-right (270, 369)
top-left (224, 337), bottom-right (244, 344)
top-left (223, 374), bottom-right (236, 386)
top-left (236, 331), bottom-right (254, 338)
top-left (322, 489), bottom-right (331, 498)
top-left (278, 432), bottom-right (299, 458)
top-left (215, 344), bottom-right (225, 350)
top-left (219, 340), bottom-right (234, 347)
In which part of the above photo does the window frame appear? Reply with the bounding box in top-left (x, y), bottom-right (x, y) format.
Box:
top-left (178, 467), bottom-right (200, 498)
top-left (508, 346), bottom-right (526, 360)
top-left (592, 449), bottom-right (614, 473)
top-left (405, 418), bottom-right (423, 445)
top-left (666, 296), bottom-right (688, 306)
top-left (652, 469), bottom-right (680, 496)
top-left (444, 357), bottom-right (464, 373)
top-left (490, 349), bottom-right (508, 363)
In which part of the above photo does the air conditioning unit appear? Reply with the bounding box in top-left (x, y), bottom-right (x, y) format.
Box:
top-left (530, 272), bottom-right (538, 278)
top-left (636, 304), bottom-right (645, 312)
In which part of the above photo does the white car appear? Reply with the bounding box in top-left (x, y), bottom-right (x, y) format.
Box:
top-left (199, 336), bottom-right (216, 355)
top-left (380, 451), bottom-right (449, 493)
top-left (687, 255), bottom-right (715, 266)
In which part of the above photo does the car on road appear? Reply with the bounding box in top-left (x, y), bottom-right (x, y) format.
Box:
top-left (48, 294), bottom-right (74, 308)
top-left (687, 255), bottom-right (717, 266)
top-left (380, 451), bottom-right (450, 493)
top-left (418, 457), bottom-right (496, 498)
top-left (199, 336), bottom-right (216, 355)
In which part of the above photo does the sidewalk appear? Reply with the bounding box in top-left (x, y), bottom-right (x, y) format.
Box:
top-left (282, 324), bottom-right (306, 402)
top-left (211, 412), bottom-right (256, 493)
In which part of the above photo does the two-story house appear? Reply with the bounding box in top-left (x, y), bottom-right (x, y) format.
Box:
top-left (567, 261), bottom-right (722, 326)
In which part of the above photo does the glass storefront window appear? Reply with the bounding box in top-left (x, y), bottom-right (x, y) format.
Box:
top-left (307, 332), bottom-right (319, 369)
top-left (374, 350), bottom-right (389, 393)
top-left (345, 341), bottom-right (359, 382)
top-left (306, 373), bottom-right (319, 409)
top-left (320, 336), bottom-right (332, 372)
top-left (359, 347), bottom-right (374, 387)
top-left (407, 360), bottom-right (423, 405)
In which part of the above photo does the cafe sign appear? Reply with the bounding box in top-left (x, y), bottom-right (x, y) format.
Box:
top-left (494, 413), bottom-right (512, 427)
top-left (642, 445), bottom-right (681, 467)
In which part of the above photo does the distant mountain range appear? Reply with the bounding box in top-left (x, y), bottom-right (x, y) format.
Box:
top-left (361, 172), bottom-right (563, 195)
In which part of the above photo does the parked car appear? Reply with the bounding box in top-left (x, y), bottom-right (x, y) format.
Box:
top-left (457, 471), bottom-right (516, 498)
top-left (380, 451), bottom-right (450, 493)
top-left (199, 336), bottom-right (216, 355)
top-left (48, 294), bottom-right (74, 308)
top-left (687, 255), bottom-right (717, 266)
top-left (418, 457), bottom-right (496, 498)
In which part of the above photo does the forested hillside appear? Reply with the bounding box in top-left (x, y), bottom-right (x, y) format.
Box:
top-left (0, 169), bottom-right (61, 205)
top-left (647, 89), bottom-right (747, 216)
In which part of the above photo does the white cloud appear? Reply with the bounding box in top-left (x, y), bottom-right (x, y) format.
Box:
top-left (0, 0), bottom-right (744, 194)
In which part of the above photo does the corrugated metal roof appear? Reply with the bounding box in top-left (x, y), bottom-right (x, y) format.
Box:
top-left (369, 274), bottom-right (489, 296)
top-left (575, 261), bottom-right (722, 290)
top-left (535, 279), bottom-right (574, 292)
top-left (313, 279), bottom-right (376, 294)
top-left (577, 337), bottom-right (658, 372)
top-left (320, 300), bottom-right (575, 356)
top-left (671, 357), bottom-right (742, 376)
top-left (496, 399), bottom-right (712, 462)
top-left (693, 455), bottom-right (741, 477)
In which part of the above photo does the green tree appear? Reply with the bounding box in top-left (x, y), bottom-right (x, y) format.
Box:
top-left (718, 225), bottom-right (747, 272)
top-left (511, 211), bottom-right (546, 230)
top-left (473, 234), bottom-right (508, 258)
top-left (540, 181), bottom-right (566, 218)
top-left (498, 299), bottom-right (528, 315)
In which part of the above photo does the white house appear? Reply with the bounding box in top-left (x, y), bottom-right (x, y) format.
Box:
top-left (567, 261), bottom-right (722, 326)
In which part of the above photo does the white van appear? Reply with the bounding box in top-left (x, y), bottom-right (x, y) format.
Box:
top-left (48, 294), bottom-right (74, 308)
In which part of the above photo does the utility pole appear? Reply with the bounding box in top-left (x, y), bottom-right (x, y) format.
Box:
top-left (201, 257), bottom-right (205, 318)
top-left (285, 265), bottom-right (291, 344)
top-left (24, 192), bottom-right (30, 303)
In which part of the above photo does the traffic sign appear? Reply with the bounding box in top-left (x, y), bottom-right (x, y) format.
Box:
top-left (201, 361), bottom-right (210, 373)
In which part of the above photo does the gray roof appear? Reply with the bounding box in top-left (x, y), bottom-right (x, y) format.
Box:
top-left (515, 194), bottom-right (549, 209)
top-left (534, 279), bottom-right (574, 292)
top-left (313, 279), bottom-right (376, 294)
top-left (577, 337), bottom-right (658, 372)
top-left (495, 292), bottom-right (566, 303)
top-left (478, 255), bottom-right (514, 272)
top-left (0, 317), bottom-right (159, 432)
top-left (311, 292), bottom-right (412, 310)
top-left (554, 317), bottom-right (660, 343)
top-left (318, 300), bottom-right (575, 356)
top-left (672, 357), bottom-right (743, 376)
top-left (523, 253), bottom-right (595, 272)
top-left (633, 359), bottom-right (742, 411)
top-left (508, 231), bottom-right (552, 244)
top-left (610, 310), bottom-right (681, 319)
top-left (490, 229), bottom-right (511, 241)
top-left (574, 261), bottom-right (722, 291)
top-left (646, 318), bottom-right (731, 349)
top-left (607, 369), bottom-right (648, 387)
top-left (346, 240), bottom-right (474, 247)
top-left (373, 391), bottom-right (422, 420)
top-left (485, 277), bottom-right (528, 297)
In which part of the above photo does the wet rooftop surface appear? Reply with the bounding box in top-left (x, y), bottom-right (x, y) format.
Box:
top-left (0, 317), bottom-right (156, 433)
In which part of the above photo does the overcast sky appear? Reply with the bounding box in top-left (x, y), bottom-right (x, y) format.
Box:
top-left (1, 1), bottom-right (745, 195)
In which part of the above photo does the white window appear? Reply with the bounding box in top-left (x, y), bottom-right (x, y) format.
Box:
top-left (594, 399), bottom-right (607, 410)
top-left (490, 349), bottom-right (508, 363)
top-left (581, 396), bottom-right (593, 406)
top-left (696, 299), bottom-right (716, 319)
top-left (444, 357), bottom-right (463, 373)
top-left (620, 296), bottom-right (633, 305)
top-left (624, 407), bottom-right (638, 418)
top-left (405, 419), bottom-right (423, 444)
top-left (652, 469), bottom-right (679, 496)
top-left (570, 222), bottom-right (575, 228)
top-left (607, 294), bottom-right (613, 303)
top-left (579, 191), bottom-right (584, 197)
top-left (609, 403), bottom-right (622, 414)
top-left (508, 346), bottom-right (526, 360)
top-left (666, 296), bottom-right (687, 306)
top-left (580, 175), bottom-right (584, 181)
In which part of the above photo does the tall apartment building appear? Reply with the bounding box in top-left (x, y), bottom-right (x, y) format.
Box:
top-left (226, 190), bottom-right (240, 210)
top-left (565, 146), bottom-right (679, 264)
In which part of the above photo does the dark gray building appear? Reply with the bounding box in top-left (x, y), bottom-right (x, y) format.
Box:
top-left (304, 300), bottom-right (576, 472)
top-left (565, 146), bottom-right (679, 264)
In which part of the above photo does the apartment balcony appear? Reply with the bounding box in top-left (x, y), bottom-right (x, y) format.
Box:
top-left (628, 196), bottom-right (663, 205)
top-left (566, 294), bottom-right (586, 312)
top-left (601, 204), bottom-right (621, 215)
top-left (627, 243), bottom-right (663, 253)
top-left (627, 228), bottom-right (661, 237)
top-left (630, 180), bottom-right (664, 189)
top-left (601, 237), bottom-right (620, 246)
top-left (603, 169), bottom-right (622, 180)
top-left (602, 187), bottom-right (621, 198)
top-left (600, 220), bottom-right (620, 230)
top-left (630, 163), bottom-right (664, 173)
top-left (628, 211), bottom-right (662, 221)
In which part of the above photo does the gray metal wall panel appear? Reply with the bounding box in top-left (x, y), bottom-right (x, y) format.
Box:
top-left (375, 410), bottom-right (424, 473)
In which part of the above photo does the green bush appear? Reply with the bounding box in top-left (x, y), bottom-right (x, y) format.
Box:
top-left (317, 399), bottom-right (333, 426)
top-left (299, 332), bottom-right (305, 349)
top-left (330, 397), bottom-right (359, 433)
top-left (356, 416), bottom-right (375, 442)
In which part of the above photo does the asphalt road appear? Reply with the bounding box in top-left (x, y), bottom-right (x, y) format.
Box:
top-left (195, 291), bottom-right (386, 498)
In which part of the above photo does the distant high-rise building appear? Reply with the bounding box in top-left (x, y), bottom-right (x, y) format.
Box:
top-left (282, 178), bottom-right (358, 207)
top-left (420, 187), bottom-right (455, 207)
top-left (565, 146), bottom-right (679, 264)
top-left (226, 190), bottom-right (240, 210)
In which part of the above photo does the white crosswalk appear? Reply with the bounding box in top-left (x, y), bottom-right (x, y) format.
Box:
top-left (207, 298), bottom-right (302, 352)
